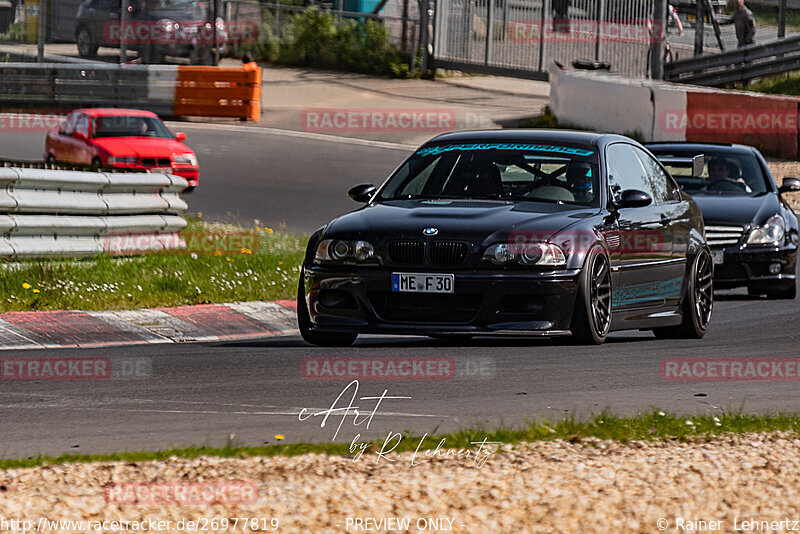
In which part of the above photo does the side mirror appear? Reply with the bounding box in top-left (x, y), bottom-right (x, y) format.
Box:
top-left (778, 177), bottom-right (800, 193)
top-left (175, 132), bottom-right (186, 142)
top-left (74, 131), bottom-right (88, 142)
top-left (617, 189), bottom-right (653, 208)
top-left (348, 183), bottom-right (376, 203)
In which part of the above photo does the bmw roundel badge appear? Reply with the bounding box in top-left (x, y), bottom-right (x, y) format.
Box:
top-left (423, 227), bottom-right (439, 236)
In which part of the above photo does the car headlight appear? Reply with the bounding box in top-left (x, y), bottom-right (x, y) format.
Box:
top-left (483, 242), bottom-right (566, 267)
top-left (173, 154), bottom-right (197, 165)
top-left (314, 239), bottom-right (377, 264)
top-left (107, 156), bottom-right (138, 164)
top-left (747, 215), bottom-right (785, 245)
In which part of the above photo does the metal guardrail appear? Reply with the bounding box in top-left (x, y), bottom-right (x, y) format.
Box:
top-left (0, 166), bottom-right (188, 258)
top-left (0, 62), bottom-right (261, 120)
top-left (664, 35), bottom-right (800, 85)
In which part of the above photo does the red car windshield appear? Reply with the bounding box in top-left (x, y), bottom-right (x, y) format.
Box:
top-left (91, 116), bottom-right (173, 139)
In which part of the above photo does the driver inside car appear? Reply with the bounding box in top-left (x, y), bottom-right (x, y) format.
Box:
top-left (705, 156), bottom-right (747, 191)
top-left (565, 162), bottom-right (595, 203)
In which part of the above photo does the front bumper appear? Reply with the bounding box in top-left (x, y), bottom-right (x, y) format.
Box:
top-left (712, 244), bottom-right (797, 290)
top-left (303, 266), bottom-right (581, 336)
top-left (109, 163), bottom-right (198, 187)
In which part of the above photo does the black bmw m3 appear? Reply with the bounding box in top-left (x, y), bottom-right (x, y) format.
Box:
top-left (298, 130), bottom-right (712, 346)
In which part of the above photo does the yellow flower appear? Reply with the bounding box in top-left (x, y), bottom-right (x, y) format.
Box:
top-left (22, 283), bottom-right (31, 290)
top-left (214, 250), bottom-right (222, 256)
top-left (226, 257), bottom-right (232, 262)
top-left (240, 248), bottom-right (252, 255)
top-left (197, 211), bottom-right (203, 219)
top-left (274, 434), bottom-right (285, 440)
top-left (32, 289), bottom-right (40, 294)
top-left (264, 227), bottom-right (274, 234)
top-left (278, 261), bottom-right (283, 265)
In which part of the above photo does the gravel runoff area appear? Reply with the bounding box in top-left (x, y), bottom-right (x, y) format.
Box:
top-left (768, 160), bottom-right (800, 211)
top-left (1, 433), bottom-right (800, 533)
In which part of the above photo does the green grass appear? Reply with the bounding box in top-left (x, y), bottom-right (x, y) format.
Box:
top-left (3, 410), bottom-right (799, 470)
top-left (746, 71), bottom-right (800, 96)
top-left (0, 219), bottom-right (307, 312)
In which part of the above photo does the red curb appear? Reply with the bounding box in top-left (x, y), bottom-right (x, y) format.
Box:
top-left (0, 310), bottom-right (149, 347)
top-left (157, 304), bottom-right (280, 339)
top-left (274, 299), bottom-right (297, 312)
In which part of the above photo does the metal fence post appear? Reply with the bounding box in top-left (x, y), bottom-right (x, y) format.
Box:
top-left (37, 0), bottom-right (45, 62)
top-left (485, 0), bottom-right (493, 65)
top-left (421, 0), bottom-right (430, 71)
top-left (594, 0), bottom-right (605, 61)
top-left (120, 0), bottom-right (129, 63)
top-left (779, 0), bottom-right (786, 38)
top-left (650, 0), bottom-right (666, 79)
top-left (538, 0), bottom-right (550, 72)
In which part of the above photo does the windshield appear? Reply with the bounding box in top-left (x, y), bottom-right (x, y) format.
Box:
top-left (92, 116), bottom-right (173, 139)
top-left (652, 150), bottom-right (769, 195)
top-left (377, 142), bottom-right (601, 206)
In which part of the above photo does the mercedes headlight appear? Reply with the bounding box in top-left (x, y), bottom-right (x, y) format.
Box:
top-left (314, 239), bottom-right (377, 264)
top-left (747, 215), bottom-right (785, 245)
top-left (483, 242), bottom-right (566, 267)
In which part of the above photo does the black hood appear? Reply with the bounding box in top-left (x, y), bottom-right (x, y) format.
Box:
top-left (692, 193), bottom-right (780, 226)
top-left (325, 199), bottom-right (598, 243)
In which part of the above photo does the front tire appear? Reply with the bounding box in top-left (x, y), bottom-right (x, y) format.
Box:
top-left (297, 271), bottom-right (357, 347)
top-left (653, 248), bottom-right (713, 339)
top-left (570, 247), bottom-right (612, 345)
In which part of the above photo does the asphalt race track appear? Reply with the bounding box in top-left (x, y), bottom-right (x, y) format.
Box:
top-left (0, 122), bottom-right (412, 233)
top-left (0, 121), bottom-right (798, 460)
top-left (0, 288), bottom-right (797, 459)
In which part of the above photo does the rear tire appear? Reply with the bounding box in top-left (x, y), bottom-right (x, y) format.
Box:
top-left (570, 247), bottom-right (612, 345)
top-left (653, 248), bottom-right (713, 339)
top-left (297, 271), bottom-right (357, 347)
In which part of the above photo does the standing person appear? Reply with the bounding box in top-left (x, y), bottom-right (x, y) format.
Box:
top-left (733, 0), bottom-right (755, 47)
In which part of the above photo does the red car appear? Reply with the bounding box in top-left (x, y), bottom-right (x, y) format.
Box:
top-left (45, 108), bottom-right (199, 189)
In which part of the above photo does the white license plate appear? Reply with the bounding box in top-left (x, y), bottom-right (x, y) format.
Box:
top-left (712, 250), bottom-right (724, 265)
top-left (151, 167), bottom-right (172, 173)
top-left (392, 273), bottom-right (454, 293)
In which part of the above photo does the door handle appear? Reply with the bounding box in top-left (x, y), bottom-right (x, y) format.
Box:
top-left (659, 214), bottom-right (670, 226)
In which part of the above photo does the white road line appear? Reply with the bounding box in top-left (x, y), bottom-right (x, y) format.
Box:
top-left (168, 123), bottom-right (418, 151)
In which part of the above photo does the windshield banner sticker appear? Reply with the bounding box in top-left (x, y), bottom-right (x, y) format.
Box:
top-left (416, 143), bottom-right (595, 157)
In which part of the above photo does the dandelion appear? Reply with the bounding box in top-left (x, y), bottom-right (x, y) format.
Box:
top-left (226, 257), bottom-right (232, 262)
top-left (32, 289), bottom-right (40, 294)
top-left (214, 250), bottom-right (222, 256)
top-left (240, 248), bottom-right (252, 255)
top-left (274, 434), bottom-right (284, 440)
top-left (264, 227), bottom-right (274, 234)
top-left (278, 261), bottom-right (283, 265)
top-left (197, 211), bottom-right (203, 219)
top-left (22, 283), bottom-right (31, 290)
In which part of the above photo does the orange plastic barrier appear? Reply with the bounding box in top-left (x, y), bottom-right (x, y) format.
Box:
top-left (174, 64), bottom-right (261, 121)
